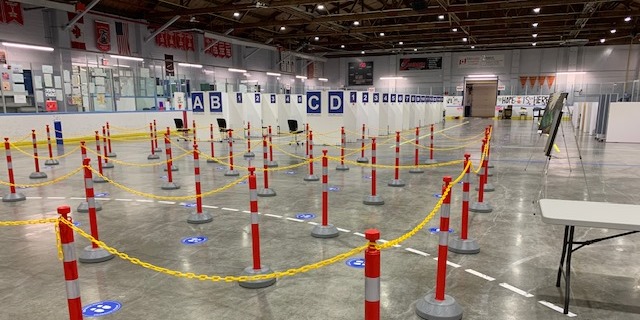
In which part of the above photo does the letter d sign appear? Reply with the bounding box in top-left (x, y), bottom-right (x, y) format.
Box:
top-left (328, 91), bottom-right (344, 114)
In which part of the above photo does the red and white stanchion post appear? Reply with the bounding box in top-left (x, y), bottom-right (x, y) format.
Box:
top-left (303, 131), bottom-right (319, 181)
top-left (239, 166), bottom-right (277, 289)
top-left (449, 153), bottom-right (480, 254)
top-left (486, 126), bottom-right (494, 169)
top-left (470, 139), bottom-right (493, 213)
top-left (410, 127), bottom-right (424, 174)
top-left (28, 129), bottom-right (48, 179)
top-left (365, 228), bottom-right (381, 320)
top-left (192, 120), bottom-right (197, 142)
top-left (187, 143), bottom-right (213, 224)
top-left (364, 138), bottom-right (384, 205)
top-left (153, 120), bottom-right (161, 152)
top-left (2, 138), bottom-right (26, 202)
top-left (425, 124), bottom-right (438, 164)
top-left (224, 130), bottom-right (240, 176)
top-left (336, 126), bottom-right (349, 171)
top-left (388, 131), bottom-right (405, 187)
top-left (305, 123), bottom-right (310, 157)
top-left (147, 123), bottom-right (159, 160)
top-left (101, 126), bottom-right (114, 169)
top-left (44, 125), bottom-right (59, 165)
top-left (92, 131), bottom-right (107, 184)
top-left (207, 123), bottom-right (216, 163)
top-left (244, 122), bottom-right (255, 158)
top-left (478, 128), bottom-right (495, 191)
top-left (311, 150), bottom-right (339, 238)
top-left (258, 135), bottom-right (276, 197)
top-left (57, 205), bottom-right (84, 320)
top-left (163, 127), bottom-right (178, 172)
top-left (267, 125), bottom-right (278, 167)
top-left (77, 141), bottom-right (102, 213)
top-left (415, 176), bottom-right (463, 320)
top-left (161, 132), bottom-right (180, 190)
top-left (106, 122), bottom-right (116, 157)
top-left (356, 123), bottom-right (369, 163)
top-left (78, 158), bottom-right (114, 263)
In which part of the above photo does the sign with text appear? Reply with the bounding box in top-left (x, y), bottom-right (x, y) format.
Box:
top-left (399, 57), bottom-right (442, 70)
top-left (307, 91), bottom-right (321, 114)
top-left (191, 92), bottom-right (204, 112)
top-left (236, 92), bottom-right (242, 103)
top-left (328, 91), bottom-right (344, 114)
top-left (208, 92), bottom-right (222, 112)
top-left (458, 54), bottom-right (505, 68)
top-left (348, 61), bottom-right (374, 86)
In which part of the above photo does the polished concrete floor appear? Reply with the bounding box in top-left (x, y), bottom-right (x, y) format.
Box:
top-left (1, 118), bottom-right (640, 319)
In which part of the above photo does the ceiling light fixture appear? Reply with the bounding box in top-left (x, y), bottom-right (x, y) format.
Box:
top-left (600, 38), bottom-right (606, 43)
top-left (380, 32), bottom-right (385, 36)
top-left (625, 16), bottom-right (631, 22)
top-left (399, 41), bottom-right (403, 45)
top-left (380, 76), bottom-right (405, 80)
top-left (471, 45), bottom-right (475, 49)
top-left (2, 42), bottom-right (54, 52)
top-left (340, 44), bottom-right (345, 48)
top-left (413, 48), bottom-right (418, 51)
top-left (467, 74), bottom-right (496, 78)
top-left (532, 33), bottom-right (538, 38)
top-left (532, 42), bottom-right (537, 46)
top-left (314, 36), bottom-right (319, 41)
top-left (556, 71), bottom-right (586, 75)
top-left (266, 72), bottom-right (281, 76)
top-left (353, 21), bottom-right (360, 26)
top-left (361, 50), bottom-right (365, 54)
top-left (532, 22), bottom-right (539, 27)
top-left (452, 28), bottom-right (458, 32)
top-left (317, 4), bottom-right (325, 10)
top-left (318, 77), bottom-right (328, 82)
top-left (610, 29), bottom-right (617, 34)
top-left (462, 37), bottom-right (468, 42)
top-left (296, 75), bottom-right (307, 79)
top-left (438, 15), bottom-right (445, 20)
top-left (280, 26), bottom-right (286, 31)
top-left (178, 63), bottom-right (203, 68)
top-left (110, 54), bottom-right (143, 61)
top-left (228, 68), bottom-right (247, 73)
top-left (533, 7), bottom-right (540, 13)
top-left (233, 12), bottom-right (240, 18)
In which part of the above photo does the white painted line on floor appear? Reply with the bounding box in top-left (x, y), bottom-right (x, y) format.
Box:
top-left (432, 257), bottom-right (461, 268)
top-left (95, 198), bottom-right (111, 201)
top-left (405, 248), bottom-right (430, 256)
top-left (222, 207), bottom-right (239, 212)
top-left (465, 269), bottom-right (495, 281)
top-left (538, 301), bottom-right (577, 317)
top-left (378, 239), bottom-right (402, 248)
top-left (69, 197), bottom-right (85, 200)
top-left (158, 201), bottom-right (176, 205)
top-left (307, 222), bottom-right (319, 225)
top-left (136, 199), bottom-right (154, 203)
top-left (26, 196), bottom-right (42, 199)
top-left (286, 217), bottom-right (304, 222)
top-left (202, 205), bottom-right (218, 209)
top-left (242, 210), bottom-right (250, 213)
top-left (337, 228), bottom-right (351, 233)
top-left (115, 198), bottom-right (133, 202)
top-left (499, 283), bottom-right (534, 298)
top-left (353, 232), bottom-right (366, 237)
top-left (264, 213), bottom-right (283, 218)
top-left (47, 196), bottom-right (66, 200)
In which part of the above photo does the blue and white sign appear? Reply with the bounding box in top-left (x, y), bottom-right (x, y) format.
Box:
top-left (328, 91), bottom-right (344, 114)
top-left (307, 91), bottom-right (321, 114)
top-left (429, 227), bottom-right (454, 234)
top-left (349, 92), bottom-right (357, 103)
top-left (297, 95), bottom-right (303, 104)
top-left (373, 93), bottom-right (380, 103)
top-left (236, 92), bottom-right (243, 103)
top-left (216, 166), bottom-right (226, 171)
top-left (237, 180), bottom-right (247, 185)
top-left (362, 92), bottom-right (369, 103)
top-left (73, 221), bottom-right (81, 227)
top-left (285, 95), bottom-right (291, 103)
top-left (191, 92), bottom-right (204, 113)
top-left (411, 95), bottom-right (416, 102)
top-left (254, 93), bottom-right (261, 103)
top-left (382, 93), bottom-right (389, 103)
top-left (270, 94), bottom-right (276, 104)
top-left (328, 186), bottom-right (341, 192)
top-left (363, 175), bottom-right (372, 179)
top-left (95, 192), bottom-right (109, 197)
top-left (209, 92), bottom-right (223, 113)
top-left (405, 94), bottom-right (410, 102)
top-left (296, 213), bottom-right (316, 220)
top-left (285, 170), bottom-right (297, 175)
top-left (82, 301), bottom-right (122, 317)
top-left (398, 94), bottom-right (403, 102)
top-left (181, 236), bottom-right (208, 245)
top-left (433, 193), bottom-right (442, 198)
top-left (181, 202), bottom-right (197, 208)
top-left (346, 258), bottom-right (365, 268)
top-left (390, 94), bottom-right (396, 103)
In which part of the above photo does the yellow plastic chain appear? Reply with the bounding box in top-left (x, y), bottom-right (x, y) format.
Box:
top-left (438, 130), bottom-right (486, 141)
top-left (0, 166), bottom-right (83, 188)
top-left (8, 143), bottom-right (81, 160)
top-left (398, 137), bottom-right (480, 151)
top-left (0, 218), bottom-right (58, 227)
top-left (84, 147), bottom-right (193, 167)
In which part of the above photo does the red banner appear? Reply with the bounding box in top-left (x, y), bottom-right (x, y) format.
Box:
top-left (528, 76), bottom-right (537, 88)
top-left (166, 32), bottom-right (175, 48)
top-left (185, 34), bottom-right (194, 51)
top-left (175, 33), bottom-right (185, 51)
top-left (224, 42), bottom-right (232, 58)
top-left (537, 76), bottom-right (546, 87)
top-left (68, 10), bottom-right (86, 50)
top-left (95, 21), bottom-right (111, 52)
top-left (519, 76), bottom-right (527, 88)
top-left (546, 75), bottom-right (556, 89)
top-left (1, 0), bottom-right (24, 25)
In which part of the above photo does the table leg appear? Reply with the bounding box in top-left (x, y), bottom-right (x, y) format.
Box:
top-left (563, 226), bottom-right (575, 314)
top-left (556, 225), bottom-right (570, 287)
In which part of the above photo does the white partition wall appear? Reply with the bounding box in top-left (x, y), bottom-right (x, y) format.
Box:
top-left (243, 93), bottom-right (262, 136)
top-left (226, 92), bottom-right (245, 133)
top-left (262, 93), bottom-right (278, 133)
top-left (277, 94), bottom-right (291, 133)
top-left (344, 91), bottom-right (359, 141)
top-left (190, 91), bottom-right (209, 125)
top-left (402, 94), bottom-right (416, 130)
top-left (305, 90), bottom-right (355, 145)
top-left (292, 94), bottom-right (306, 127)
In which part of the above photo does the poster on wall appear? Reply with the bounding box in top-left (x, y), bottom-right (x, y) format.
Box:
top-left (348, 61), bottom-right (373, 86)
top-left (458, 54), bottom-right (504, 68)
top-left (399, 57), bottom-right (442, 70)
top-left (165, 54), bottom-right (174, 76)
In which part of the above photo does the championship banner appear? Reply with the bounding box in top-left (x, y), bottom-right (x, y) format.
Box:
top-left (95, 21), bottom-right (111, 52)
top-left (1, 0), bottom-right (24, 25)
top-left (165, 54), bottom-right (174, 77)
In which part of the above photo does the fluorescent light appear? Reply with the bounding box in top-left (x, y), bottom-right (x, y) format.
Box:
top-left (178, 63), bottom-right (203, 68)
top-left (532, 22), bottom-right (539, 27)
top-left (600, 38), bottom-right (606, 43)
top-left (380, 76), bottom-right (405, 80)
top-left (240, 79), bottom-right (258, 83)
top-left (243, 73), bottom-right (251, 77)
top-left (413, 48), bottom-right (418, 51)
top-left (468, 74), bottom-right (496, 78)
top-left (233, 12), bottom-right (240, 17)
top-left (266, 72), bottom-right (281, 76)
top-left (110, 54), bottom-right (143, 61)
top-left (228, 68), bottom-right (247, 73)
top-left (625, 16), bottom-right (631, 22)
top-left (471, 45), bottom-right (475, 49)
top-left (438, 15), bottom-right (445, 20)
top-left (318, 78), bottom-right (328, 82)
top-left (361, 50), bottom-right (365, 54)
top-left (533, 7), bottom-right (540, 13)
top-left (296, 75), bottom-right (307, 79)
top-left (2, 42), bottom-right (54, 52)
top-left (610, 29), bottom-right (616, 34)
top-left (204, 70), bottom-right (215, 74)
top-left (532, 33), bottom-right (538, 38)
top-left (556, 71), bottom-right (586, 75)
top-left (353, 21), bottom-right (360, 26)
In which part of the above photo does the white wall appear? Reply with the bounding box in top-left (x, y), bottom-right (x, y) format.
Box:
top-left (607, 102), bottom-right (640, 143)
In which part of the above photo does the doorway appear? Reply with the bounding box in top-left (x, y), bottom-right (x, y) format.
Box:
top-left (463, 78), bottom-right (498, 118)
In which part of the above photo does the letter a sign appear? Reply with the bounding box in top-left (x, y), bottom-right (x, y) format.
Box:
top-left (191, 92), bottom-right (204, 112)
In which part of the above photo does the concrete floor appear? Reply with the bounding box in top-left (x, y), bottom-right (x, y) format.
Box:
top-left (1, 118), bottom-right (640, 319)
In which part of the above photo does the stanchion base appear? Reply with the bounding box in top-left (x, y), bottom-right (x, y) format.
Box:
top-left (147, 154), bottom-right (160, 160)
top-left (356, 157), bottom-right (369, 163)
top-left (92, 176), bottom-right (108, 183)
top-left (77, 201), bottom-right (103, 213)
top-left (163, 166), bottom-right (179, 172)
top-left (187, 211), bottom-right (213, 224)
top-left (257, 188), bottom-right (276, 197)
top-left (410, 168), bottom-right (425, 174)
top-left (304, 175), bottom-right (319, 181)
top-left (311, 224), bottom-right (339, 238)
top-left (476, 172), bottom-right (494, 177)
top-left (448, 236), bottom-right (480, 254)
top-left (415, 293), bottom-right (463, 320)
top-left (238, 266), bottom-right (277, 289)
top-left (206, 158), bottom-right (217, 163)
top-left (424, 159), bottom-right (438, 165)
top-left (363, 195), bottom-right (384, 205)
top-left (44, 159), bottom-right (59, 165)
top-left (488, 164), bottom-right (494, 169)
top-left (79, 246), bottom-right (114, 264)
top-left (484, 183), bottom-right (496, 192)
top-left (102, 162), bottom-right (114, 169)
top-left (108, 152), bottom-right (117, 158)
top-left (2, 192), bottom-right (26, 202)
top-left (154, 148), bottom-right (162, 153)
top-left (244, 152), bottom-right (255, 158)
top-left (29, 171), bottom-right (48, 179)
top-left (161, 182), bottom-right (180, 190)
top-left (224, 170), bottom-right (240, 177)
top-left (267, 161), bottom-right (279, 168)
top-left (469, 201), bottom-right (493, 213)
top-left (388, 179), bottom-right (406, 187)
top-left (335, 164), bottom-right (350, 171)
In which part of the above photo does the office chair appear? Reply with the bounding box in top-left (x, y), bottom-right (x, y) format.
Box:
top-left (216, 118), bottom-right (233, 142)
top-left (287, 120), bottom-right (304, 145)
top-left (173, 118), bottom-right (190, 141)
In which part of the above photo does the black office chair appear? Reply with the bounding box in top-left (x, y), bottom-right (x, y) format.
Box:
top-left (173, 118), bottom-right (190, 141)
top-left (287, 120), bottom-right (304, 145)
top-left (216, 118), bottom-right (233, 142)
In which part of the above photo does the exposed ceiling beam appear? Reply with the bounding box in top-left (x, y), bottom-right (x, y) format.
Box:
top-left (12, 0), bottom-right (74, 12)
top-left (154, 0), bottom-right (326, 17)
top-left (144, 15), bottom-right (181, 43)
top-left (63, 0), bottom-right (101, 31)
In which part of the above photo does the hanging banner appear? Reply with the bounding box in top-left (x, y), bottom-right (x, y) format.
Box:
top-left (165, 54), bottom-right (174, 77)
top-left (458, 54), bottom-right (504, 68)
top-left (528, 76), bottom-right (537, 88)
top-left (68, 3), bottom-right (86, 50)
top-left (95, 21), bottom-right (111, 52)
top-left (537, 76), bottom-right (546, 87)
top-left (519, 76), bottom-right (527, 88)
top-left (185, 34), bottom-right (194, 51)
top-left (1, 0), bottom-right (24, 25)
top-left (546, 75), bottom-right (556, 89)
top-left (399, 57), bottom-right (442, 70)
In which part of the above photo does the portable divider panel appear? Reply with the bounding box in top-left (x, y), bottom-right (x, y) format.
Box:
top-left (244, 93), bottom-right (263, 136)
top-left (262, 93), bottom-right (278, 133)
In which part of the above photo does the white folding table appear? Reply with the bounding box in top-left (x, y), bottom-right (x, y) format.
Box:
top-left (539, 199), bottom-right (640, 314)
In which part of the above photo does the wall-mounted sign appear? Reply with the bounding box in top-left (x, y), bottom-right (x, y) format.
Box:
top-left (348, 61), bottom-right (373, 86)
top-left (458, 54), bottom-right (505, 68)
top-left (399, 57), bottom-right (442, 70)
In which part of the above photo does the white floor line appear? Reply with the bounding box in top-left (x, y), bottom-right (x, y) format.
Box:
top-left (47, 196), bottom-right (66, 200)
top-left (25, 196), bottom-right (42, 199)
top-left (353, 232), bottom-right (366, 237)
top-left (136, 199), bottom-right (154, 203)
top-left (405, 248), bottom-right (430, 256)
top-left (202, 205), bottom-right (218, 209)
top-left (286, 217), bottom-right (304, 222)
top-left (115, 198), bottom-right (133, 202)
top-left (307, 222), bottom-right (319, 225)
top-left (264, 213), bottom-right (283, 218)
top-left (242, 210), bottom-right (250, 213)
top-left (95, 198), bottom-right (111, 201)
top-left (158, 201), bottom-right (176, 205)
top-left (337, 228), bottom-right (351, 233)
top-left (69, 197), bottom-right (85, 200)
top-left (499, 283), bottom-right (534, 298)
top-left (221, 207), bottom-right (239, 212)
top-left (538, 301), bottom-right (577, 317)
top-left (465, 269), bottom-right (495, 281)
top-left (432, 257), bottom-right (461, 268)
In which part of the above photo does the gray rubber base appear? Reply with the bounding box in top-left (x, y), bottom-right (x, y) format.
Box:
top-left (475, 183), bottom-right (495, 192)
top-left (77, 201), bottom-right (103, 213)
top-left (424, 159), bottom-right (438, 164)
top-left (44, 159), bottom-right (59, 165)
top-left (244, 152), bottom-right (255, 158)
top-left (154, 148), bottom-right (162, 153)
top-left (29, 171), bottom-right (48, 179)
top-left (363, 195), bottom-right (384, 205)
top-left (187, 211), bottom-right (213, 224)
top-left (311, 224), bottom-right (339, 238)
top-left (304, 175), bottom-right (319, 181)
top-left (238, 266), bottom-right (277, 289)
top-left (206, 158), bottom-right (217, 163)
top-left (161, 182), bottom-right (180, 190)
top-left (410, 168), bottom-right (425, 174)
top-left (448, 236), bottom-right (480, 254)
top-left (267, 161), bottom-right (279, 168)
top-left (356, 157), bottom-right (369, 163)
top-left (147, 154), bottom-right (160, 160)
top-left (107, 152), bottom-right (117, 158)
top-left (336, 164), bottom-right (350, 171)
top-left (415, 293), bottom-right (463, 320)
top-left (92, 176), bottom-right (108, 183)
top-left (2, 192), bottom-right (26, 202)
top-left (79, 246), bottom-right (114, 264)
top-left (388, 179), bottom-right (406, 187)
top-left (164, 166), bottom-right (179, 172)
top-left (469, 201), bottom-right (493, 213)
top-left (257, 188), bottom-right (276, 197)
top-left (224, 170), bottom-right (240, 177)
top-left (488, 164), bottom-right (494, 168)
top-left (477, 172), bottom-right (494, 177)
top-left (102, 162), bottom-right (114, 169)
